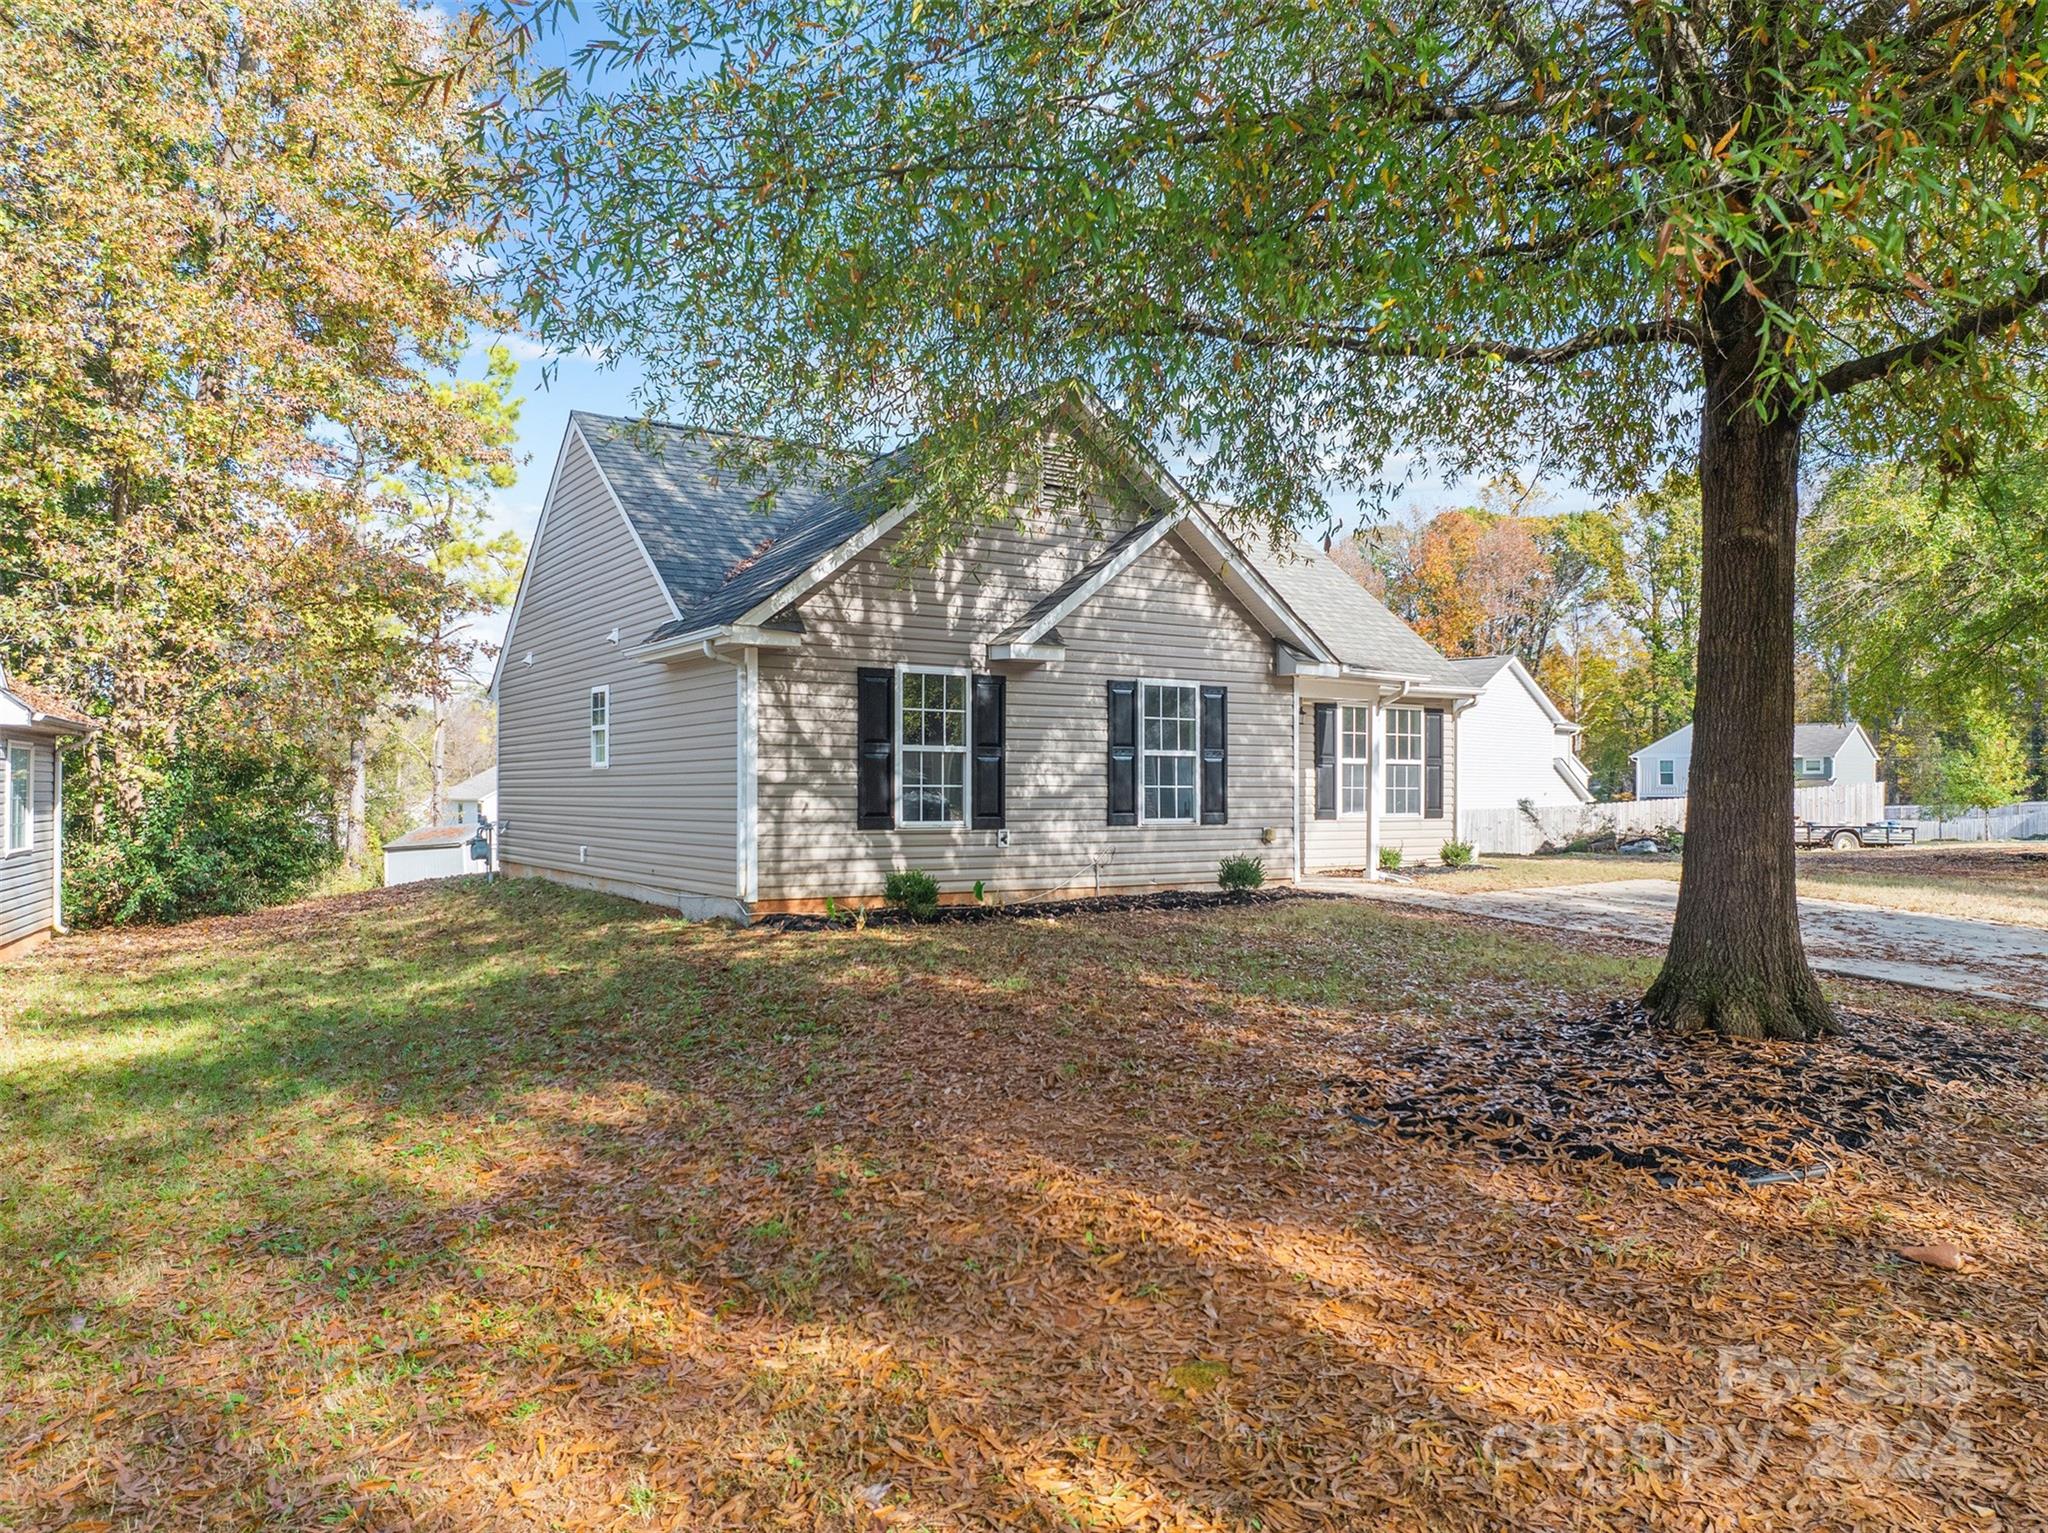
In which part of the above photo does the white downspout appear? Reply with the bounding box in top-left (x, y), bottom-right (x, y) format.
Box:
top-left (51, 745), bottom-right (66, 934)
top-left (1290, 678), bottom-right (1302, 884)
top-left (703, 643), bottom-right (760, 910)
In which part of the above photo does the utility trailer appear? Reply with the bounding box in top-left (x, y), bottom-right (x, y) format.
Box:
top-left (1794, 819), bottom-right (1918, 851)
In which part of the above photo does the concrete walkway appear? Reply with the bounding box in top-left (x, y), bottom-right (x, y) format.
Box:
top-left (1312, 876), bottom-right (2048, 1009)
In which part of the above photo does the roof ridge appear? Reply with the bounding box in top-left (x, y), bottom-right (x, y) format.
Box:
top-left (570, 410), bottom-right (867, 461)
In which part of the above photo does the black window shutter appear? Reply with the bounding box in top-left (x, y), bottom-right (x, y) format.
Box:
top-left (1313, 704), bottom-right (1337, 820)
top-left (1424, 708), bottom-right (1445, 818)
top-left (971, 673), bottom-right (1006, 829)
top-left (856, 667), bottom-right (894, 829)
top-left (1106, 679), bottom-right (1137, 826)
top-left (1199, 685), bottom-right (1227, 825)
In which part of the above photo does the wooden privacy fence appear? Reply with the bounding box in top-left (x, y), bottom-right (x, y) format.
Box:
top-left (1883, 801), bottom-right (2048, 842)
top-left (1459, 782), bottom-right (1890, 856)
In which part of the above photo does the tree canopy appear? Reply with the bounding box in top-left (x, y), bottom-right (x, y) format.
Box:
top-left (475, 0), bottom-right (2048, 528)
top-left (1, 0), bottom-right (519, 916)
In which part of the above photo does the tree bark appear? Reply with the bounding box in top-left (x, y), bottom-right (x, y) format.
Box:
top-left (428, 700), bottom-right (447, 826)
top-left (345, 733), bottom-right (370, 866)
top-left (1644, 350), bottom-right (1837, 1041)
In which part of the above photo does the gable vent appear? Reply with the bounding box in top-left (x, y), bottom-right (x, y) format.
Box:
top-left (1038, 444), bottom-right (1086, 514)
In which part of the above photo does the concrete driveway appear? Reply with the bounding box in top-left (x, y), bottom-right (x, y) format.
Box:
top-left (1335, 877), bottom-right (2048, 1009)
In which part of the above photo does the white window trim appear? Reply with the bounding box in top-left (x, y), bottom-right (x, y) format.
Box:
top-left (894, 662), bottom-right (971, 831)
top-left (4, 741), bottom-right (30, 856)
top-left (589, 686), bottom-right (611, 769)
top-left (1337, 703), bottom-right (1372, 819)
top-left (1383, 704), bottom-right (1425, 819)
top-left (1657, 758), bottom-right (1676, 787)
top-left (1136, 676), bottom-right (1201, 827)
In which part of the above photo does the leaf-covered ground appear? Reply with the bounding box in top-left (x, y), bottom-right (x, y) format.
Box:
top-left (4, 881), bottom-right (2045, 1530)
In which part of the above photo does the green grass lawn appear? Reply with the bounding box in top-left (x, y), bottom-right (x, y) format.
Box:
top-left (3, 881), bottom-right (2043, 1529)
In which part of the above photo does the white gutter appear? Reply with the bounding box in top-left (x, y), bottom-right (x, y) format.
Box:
top-left (636, 623), bottom-right (804, 662)
top-left (699, 645), bottom-right (761, 907)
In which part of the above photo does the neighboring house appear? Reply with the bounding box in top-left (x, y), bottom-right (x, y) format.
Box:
top-left (444, 766), bottom-right (497, 827)
top-left (492, 392), bottom-right (1479, 920)
top-left (383, 767), bottom-right (499, 886)
top-left (1445, 656), bottom-right (1594, 820)
top-left (383, 825), bottom-right (493, 885)
top-left (0, 665), bottom-right (98, 959)
top-left (1630, 720), bottom-right (1881, 799)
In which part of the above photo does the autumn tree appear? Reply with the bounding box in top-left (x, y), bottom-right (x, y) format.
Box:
top-left (376, 343), bottom-right (526, 837)
top-left (0, 0), bottom-right (510, 909)
top-left (472, 0), bottom-right (2048, 1038)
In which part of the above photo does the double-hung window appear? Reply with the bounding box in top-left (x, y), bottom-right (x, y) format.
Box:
top-left (1139, 681), bottom-right (1198, 823)
top-left (1384, 706), bottom-right (1424, 816)
top-left (1338, 705), bottom-right (1372, 817)
top-left (1657, 758), bottom-right (1675, 788)
top-left (589, 687), bottom-right (610, 768)
top-left (4, 743), bottom-right (29, 853)
top-left (898, 668), bottom-right (967, 825)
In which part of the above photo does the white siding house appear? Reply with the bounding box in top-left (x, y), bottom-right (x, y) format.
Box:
top-left (0, 666), bottom-right (97, 958)
top-left (1445, 656), bottom-right (1593, 820)
top-left (445, 766), bottom-right (497, 827)
top-left (1631, 721), bottom-right (1881, 800)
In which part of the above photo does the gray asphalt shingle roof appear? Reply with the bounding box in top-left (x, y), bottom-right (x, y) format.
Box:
top-left (573, 412), bottom-right (883, 641)
top-left (1792, 723), bottom-right (1860, 758)
top-left (1446, 655), bottom-right (1517, 686)
top-left (1632, 722), bottom-right (1865, 759)
top-left (445, 766), bottom-right (496, 801)
top-left (574, 412), bottom-right (1468, 683)
top-left (1239, 534), bottom-right (1470, 688)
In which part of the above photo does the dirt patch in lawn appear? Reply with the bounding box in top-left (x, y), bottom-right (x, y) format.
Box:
top-left (1798, 845), bottom-right (2048, 881)
top-left (5, 883), bottom-right (2047, 1531)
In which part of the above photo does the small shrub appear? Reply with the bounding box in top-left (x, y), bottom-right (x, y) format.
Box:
top-left (1217, 854), bottom-right (1266, 891)
top-left (1377, 845), bottom-right (1404, 872)
top-left (882, 868), bottom-right (941, 919)
top-left (66, 744), bottom-right (340, 926)
top-left (1439, 839), bottom-right (1474, 867)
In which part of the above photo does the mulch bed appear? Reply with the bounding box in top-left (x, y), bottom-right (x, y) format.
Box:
top-left (758, 884), bottom-right (1353, 931)
top-left (1337, 999), bottom-right (2046, 1185)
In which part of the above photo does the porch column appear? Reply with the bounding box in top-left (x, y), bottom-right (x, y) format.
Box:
top-left (1366, 700), bottom-right (1385, 879)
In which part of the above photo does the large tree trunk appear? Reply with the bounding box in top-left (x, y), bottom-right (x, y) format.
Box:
top-left (1644, 359), bottom-right (1837, 1042)
top-left (344, 733), bottom-right (370, 867)
top-left (428, 700), bottom-right (447, 826)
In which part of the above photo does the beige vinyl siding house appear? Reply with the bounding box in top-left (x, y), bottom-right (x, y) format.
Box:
top-left (0, 668), bottom-right (97, 958)
top-left (496, 425), bottom-right (740, 915)
top-left (494, 392), bottom-right (1483, 919)
top-left (755, 515), bottom-right (1296, 904)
